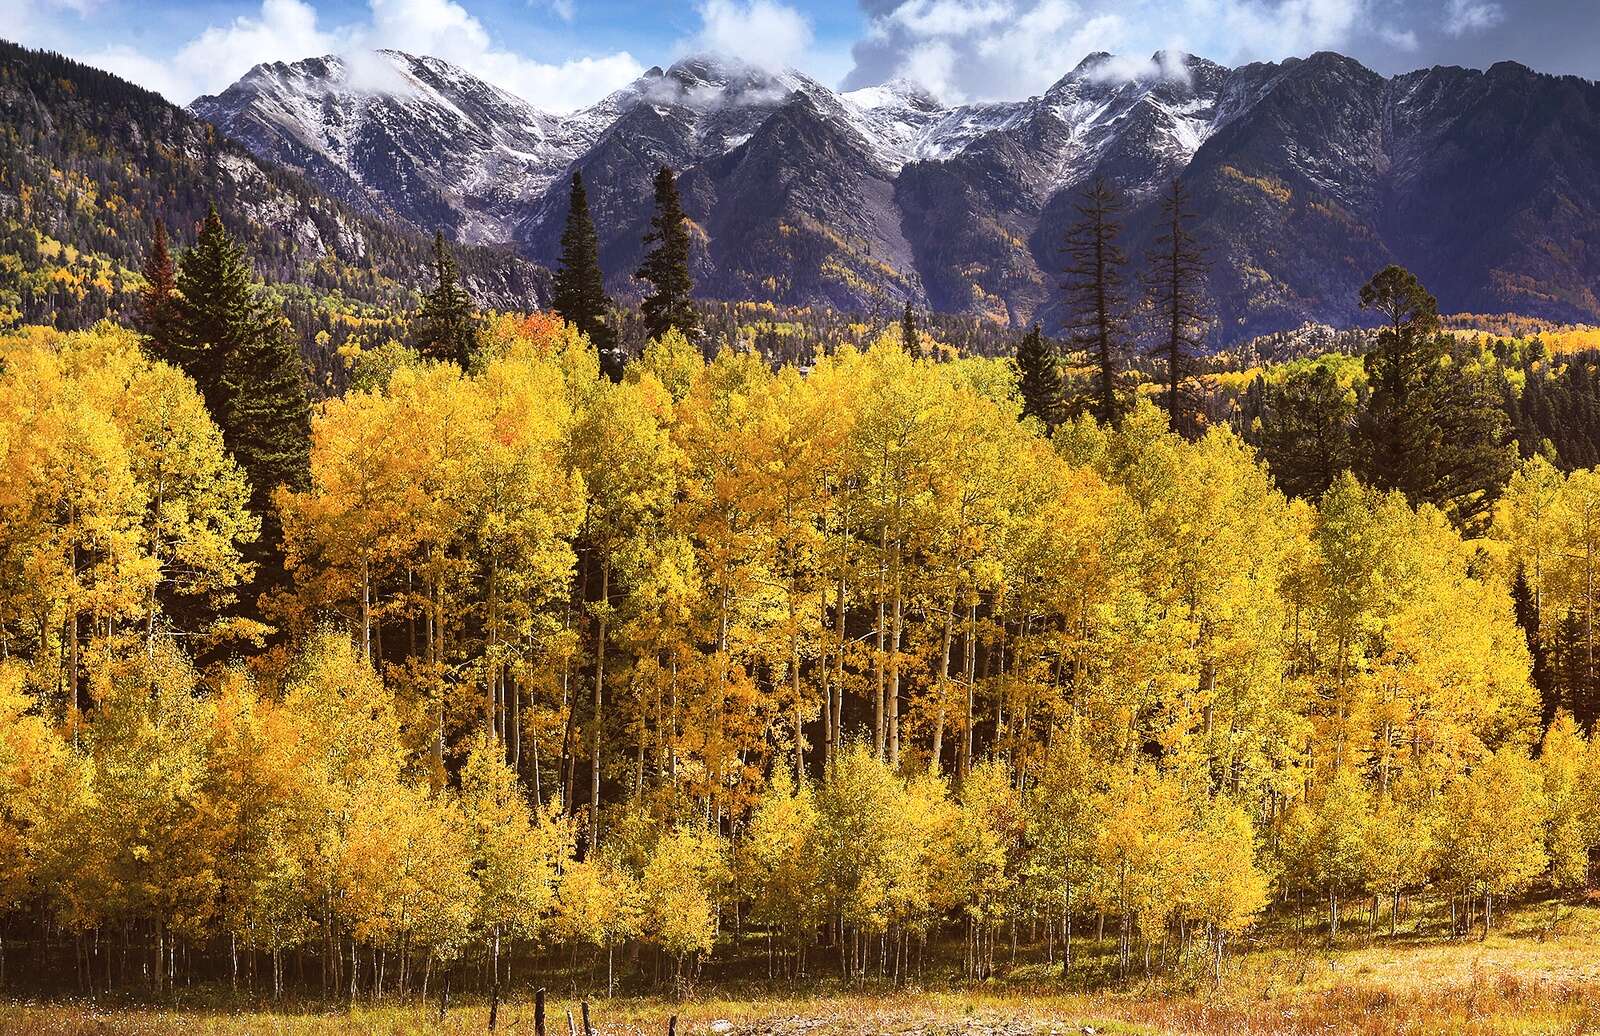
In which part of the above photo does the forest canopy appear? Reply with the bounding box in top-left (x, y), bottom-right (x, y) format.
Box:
top-left (1, 290), bottom-right (1596, 997)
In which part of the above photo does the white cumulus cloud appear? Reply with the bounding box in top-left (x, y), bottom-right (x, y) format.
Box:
top-left (689, 0), bottom-right (816, 71)
top-left (22, 0), bottom-right (645, 111)
top-left (83, 0), bottom-right (337, 100)
top-left (360, 0), bottom-right (643, 109)
top-left (843, 0), bottom-right (1383, 101)
top-left (1443, 0), bottom-right (1502, 36)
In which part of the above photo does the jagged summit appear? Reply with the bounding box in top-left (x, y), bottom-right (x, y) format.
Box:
top-left (844, 76), bottom-right (944, 112)
top-left (192, 49), bottom-right (569, 243)
top-left (191, 47), bottom-right (1600, 341)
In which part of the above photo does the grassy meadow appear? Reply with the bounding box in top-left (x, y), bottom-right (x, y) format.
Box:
top-left (7, 895), bottom-right (1600, 1036)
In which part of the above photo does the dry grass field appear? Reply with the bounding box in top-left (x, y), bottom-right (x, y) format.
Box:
top-left (6, 899), bottom-right (1599, 1036)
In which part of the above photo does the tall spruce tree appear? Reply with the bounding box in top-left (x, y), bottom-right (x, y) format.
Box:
top-left (171, 205), bottom-right (313, 606)
top-left (1552, 608), bottom-right (1596, 725)
top-left (635, 166), bottom-right (698, 342)
top-left (1355, 264), bottom-right (1513, 528)
top-left (136, 219), bottom-right (182, 364)
top-left (1062, 177), bottom-right (1128, 427)
top-left (413, 230), bottom-right (479, 367)
top-left (222, 315), bottom-right (312, 595)
top-left (1510, 563), bottom-right (1556, 725)
top-left (1145, 178), bottom-right (1208, 436)
top-left (1257, 363), bottom-right (1357, 501)
top-left (173, 205), bottom-right (259, 413)
top-left (901, 301), bottom-right (919, 356)
top-left (1016, 324), bottom-right (1062, 429)
top-left (551, 172), bottom-right (617, 374)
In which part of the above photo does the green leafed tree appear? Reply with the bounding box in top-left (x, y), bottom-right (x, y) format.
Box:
top-left (1257, 361), bottom-right (1358, 500)
top-left (551, 172), bottom-right (617, 374)
top-left (219, 314), bottom-right (311, 580)
top-left (173, 205), bottom-right (261, 413)
top-left (635, 166), bottom-right (698, 343)
top-left (135, 219), bottom-right (182, 365)
top-left (170, 207), bottom-right (311, 603)
top-left (1015, 324), bottom-right (1062, 430)
top-left (413, 230), bottom-right (479, 367)
top-left (1355, 264), bottom-right (1513, 529)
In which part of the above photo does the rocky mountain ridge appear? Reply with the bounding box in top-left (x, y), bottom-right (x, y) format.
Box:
top-left (192, 48), bottom-right (1600, 343)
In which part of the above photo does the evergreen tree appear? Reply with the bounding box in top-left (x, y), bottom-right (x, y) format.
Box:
top-left (1145, 178), bottom-right (1208, 436)
top-left (551, 172), bottom-right (617, 375)
top-left (169, 205), bottom-right (313, 608)
top-left (901, 301), bottom-right (919, 356)
top-left (135, 219), bottom-right (182, 364)
top-left (173, 205), bottom-right (260, 412)
top-left (1355, 265), bottom-right (1513, 529)
top-left (1061, 177), bottom-right (1128, 427)
top-left (1015, 324), bottom-right (1062, 429)
top-left (222, 314), bottom-right (312, 599)
top-left (222, 315), bottom-right (312, 518)
top-left (1510, 563), bottom-right (1556, 725)
top-left (635, 166), bottom-right (698, 343)
top-left (413, 231), bottom-right (478, 367)
top-left (1552, 608), bottom-right (1595, 725)
top-left (1257, 364), bottom-right (1357, 501)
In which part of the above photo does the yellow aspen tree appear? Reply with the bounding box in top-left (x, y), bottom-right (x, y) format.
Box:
top-left (554, 851), bottom-right (642, 994)
top-left (1537, 713), bottom-right (1593, 889)
top-left (1438, 747), bottom-right (1548, 938)
top-left (565, 372), bottom-right (677, 845)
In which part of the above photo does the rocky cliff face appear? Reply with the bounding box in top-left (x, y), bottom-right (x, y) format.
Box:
top-left (194, 48), bottom-right (1600, 343)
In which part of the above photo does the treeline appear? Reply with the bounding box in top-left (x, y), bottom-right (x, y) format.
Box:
top-left (2, 302), bottom-right (1599, 999)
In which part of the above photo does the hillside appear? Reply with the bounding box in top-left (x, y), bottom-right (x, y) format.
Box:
top-left (0, 40), bottom-right (546, 384)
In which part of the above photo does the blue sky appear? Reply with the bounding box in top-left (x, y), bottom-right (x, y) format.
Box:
top-left (3, 0), bottom-right (1594, 112)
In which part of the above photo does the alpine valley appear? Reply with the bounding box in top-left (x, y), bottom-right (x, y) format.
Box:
top-left (191, 47), bottom-right (1600, 342)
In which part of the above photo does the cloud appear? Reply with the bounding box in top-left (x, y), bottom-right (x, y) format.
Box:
top-left (28, 0), bottom-right (643, 111)
top-left (1443, 0), bottom-right (1502, 36)
top-left (690, 0), bottom-right (815, 71)
top-left (1379, 26), bottom-right (1419, 51)
top-left (842, 0), bottom-right (1379, 101)
top-left (84, 0), bottom-right (338, 100)
top-left (891, 0), bottom-right (1012, 37)
top-left (358, 0), bottom-right (643, 109)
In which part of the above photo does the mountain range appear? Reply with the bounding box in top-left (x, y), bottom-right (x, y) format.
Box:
top-left (191, 47), bottom-right (1600, 344)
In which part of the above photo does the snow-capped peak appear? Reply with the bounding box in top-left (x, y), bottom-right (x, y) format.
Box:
top-left (194, 46), bottom-right (1244, 244)
top-left (843, 77), bottom-right (944, 113)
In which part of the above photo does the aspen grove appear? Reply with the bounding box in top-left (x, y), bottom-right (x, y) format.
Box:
top-left (0, 311), bottom-right (1597, 1001)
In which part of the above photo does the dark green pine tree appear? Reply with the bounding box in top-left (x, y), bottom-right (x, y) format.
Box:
top-left (173, 205), bottom-right (259, 413)
top-left (171, 205), bottom-right (313, 608)
top-left (1016, 324), bottom-right (1063, 429)
top-left (901, 301), bottom-right (919, 356)
top-left (635, 166), bottom-right (698, 342)
top-left (1257, 363), bottom-right (1357, 501)
top-left (1551, 607), bottom-right (1596, 726)
top-left (1509, 563), bottom-right (1556, 725)
top-left (1144, 178), bottom-right (1208, 436)
top-left (1061, 177), bottom-right (1128, 428)
top-left (135, 219), bottom-right (182, 364)
top-left (551, 172), bottom-right (618, 375)
top-left (1355, 264), bottom-right (1513, 530)
top-left (221, 314), bottom-right (312, 595)
top-left (413, 230), bottom-right (479, 367)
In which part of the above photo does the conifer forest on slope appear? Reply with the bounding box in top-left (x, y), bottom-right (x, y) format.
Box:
top-left (3, 40), bottom-right (1600, 1036)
